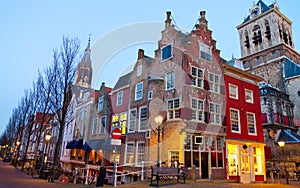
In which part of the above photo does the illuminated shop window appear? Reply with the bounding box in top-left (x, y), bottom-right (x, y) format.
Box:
top-left (241, 146), bottom-right (250, 173)
top-left (253, 147), bottom-right (263, 174)
top-left (120, 112), bottom-right (127, 135)
top-left (228, 144), bottom-right (238, 176)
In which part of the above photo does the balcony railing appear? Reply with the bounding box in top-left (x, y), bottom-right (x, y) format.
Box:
top-left (260, 87), bottom-right (289, 101)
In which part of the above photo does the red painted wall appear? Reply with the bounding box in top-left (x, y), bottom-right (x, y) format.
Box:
top-left (111, 87), bottom-right (130, 114)
top-left (224, 74), bottom-right (264, 143)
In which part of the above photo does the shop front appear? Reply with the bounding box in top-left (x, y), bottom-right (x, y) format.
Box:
top-left (226, 141), bottom-right (265, 183)
top-left (184, 134), bottom-right (226, 180)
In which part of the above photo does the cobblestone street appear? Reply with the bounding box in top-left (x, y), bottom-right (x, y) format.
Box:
top-left (2, 158), bottom-right (300, 188)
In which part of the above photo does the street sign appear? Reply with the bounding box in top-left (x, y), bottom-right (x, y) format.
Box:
top-left (111, 128), bottom-right (122, 139)
top-left (111, 139), bottom-right (121, 145)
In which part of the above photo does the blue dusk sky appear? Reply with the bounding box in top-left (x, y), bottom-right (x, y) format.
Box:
top-left (0, 0), bottom-right (299, 134)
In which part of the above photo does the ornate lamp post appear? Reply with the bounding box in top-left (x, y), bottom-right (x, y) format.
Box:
top-left (278, 140), bottom-right (289, 184)
top-left (155, 115), bottom-right (163, 167)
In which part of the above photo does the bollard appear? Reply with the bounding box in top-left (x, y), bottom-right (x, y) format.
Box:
top-left (192, 165), bottom-right (196, 182)
top-left (141, 161), bottom-right (144, 181)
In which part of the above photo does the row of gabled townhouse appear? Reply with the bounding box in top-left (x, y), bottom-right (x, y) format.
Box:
top-left (16, 112), bottom-right (56, 170)
top-left (57, 9), bottom-right (266, 184)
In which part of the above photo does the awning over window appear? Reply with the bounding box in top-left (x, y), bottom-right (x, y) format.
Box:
top-left (82, 139), bottom-right (121, 151)
top-left (66, 140), bottom-right (75, 149)
top-left (101, 140), bottom-right (121, 151)
top-left (82, 142), bottom-right (92, 150)
top-left (71, 139), bottom-right (83, 149)
top-left (85, 139), bottom-right (105, 151)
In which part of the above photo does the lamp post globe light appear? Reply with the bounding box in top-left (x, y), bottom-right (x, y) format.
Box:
top-left (278, 140), bottom-right (289, 184)
top-left (155, 115), bottom-right (163, 167)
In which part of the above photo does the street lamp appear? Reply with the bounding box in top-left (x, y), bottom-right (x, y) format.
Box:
top-left (44, 133), bottom-right (51, 165)
top-left (155, 115), bottom-right (163, 167)
top-left (278, 140), bottom-right (289, 184)
top-left (14, 141), bottom-right (20, 166)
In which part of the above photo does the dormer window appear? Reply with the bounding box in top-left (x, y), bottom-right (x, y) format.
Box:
top-left (250, 4), bottom-right (260, 18)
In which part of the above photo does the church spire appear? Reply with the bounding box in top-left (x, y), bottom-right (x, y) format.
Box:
top-left (74, 35), bottom-right (93, 88)
top-left (85, 33), bottom-right (91, 53)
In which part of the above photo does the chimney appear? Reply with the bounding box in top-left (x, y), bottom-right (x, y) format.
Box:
top-left (165, 11), bottom-right (172, 28)
top-left (138, 49), bottom-right (144, 60)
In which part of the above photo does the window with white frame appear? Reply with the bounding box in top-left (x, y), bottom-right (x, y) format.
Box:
top-left (161, 44), bottom-right (172, 60)
top-left (245, 89), bottom-right (254, 103)
top-left (125, 142), bottom-right (134, 164)
top-left (191, 66), bottom-right (204, 88)
top-left (117, 91), bottom-right (123, 106)
top-left (92, 118), bottom-right (98, 135)
top-left (139, 106), bottom-right (147, 131)
top-left (247, 112), bottom-right (256, 135)
top-left (230, 109), bottom-right (240, 132)
top-left (200, 42), bottom-right (212, 61)
top-left (191, 98), bottom-right (204, 122)
top-left (99, 116), bottom-right (106, 134)
top-left (137, 65), bottom-right (142, 76)
top-left (168, 98), bottom-right (180, 120)
top-left (229, 84), bottom-right (238, 99)
top-left (128, 109), bottom-right (136, 132)
top-left (137, 142), bottom-right (145, 164)
top-left (210, 103), bottom-right (221, 124)
top-left (166, 71), bottom-right (175, 90)
top-left (120, 112), bottom-right (127, 135)
top-left (98, 96), bottom-right (104, 112)
top-left (209, 72), bottom-right (220, 93)
top-left (135, 82), bottom-right (143, 100)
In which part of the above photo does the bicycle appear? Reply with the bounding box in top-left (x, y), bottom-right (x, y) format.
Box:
top-left (47, 166), bottom-right (64, 183)
top-left (88, 173), bottom-right (97, 185)
top-left (28, 166), bottom-right (41, 179)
